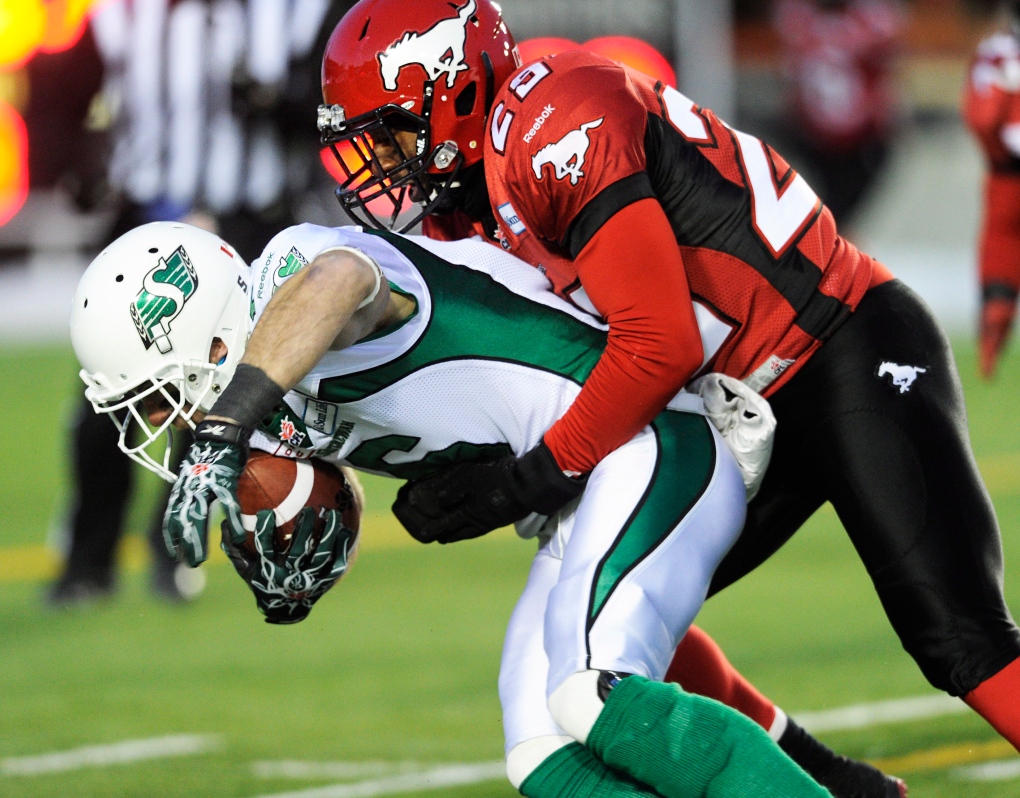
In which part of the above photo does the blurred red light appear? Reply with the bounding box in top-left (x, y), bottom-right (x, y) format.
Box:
top-left (40, 0), bottom-right (99, 54)
top-left (0, 101), bottom-right (29, 225)
top-left (584, 36), bottom-right (676, 88)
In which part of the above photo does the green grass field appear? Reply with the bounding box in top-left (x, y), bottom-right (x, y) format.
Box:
top-left (2, 342), bottom-right (1020, 797)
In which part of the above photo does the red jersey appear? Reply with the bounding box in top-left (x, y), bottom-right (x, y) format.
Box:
top-left (964, 32), bottom-right (1020, 172)
top-left (964, 32), bottom-right (1020, 299)
top-left (473, 51), bottom-right (881, 475)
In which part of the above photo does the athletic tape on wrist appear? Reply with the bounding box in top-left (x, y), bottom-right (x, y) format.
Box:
top-left (207, 364), bottom-right (287, 434)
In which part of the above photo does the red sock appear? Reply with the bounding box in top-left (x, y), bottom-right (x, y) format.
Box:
top-left (664, 625), bottom-right (778, 732)
top-left (965, 655), bottom-right (1020, 751)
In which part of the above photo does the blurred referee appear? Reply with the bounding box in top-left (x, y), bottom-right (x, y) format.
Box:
top-left (49, 0), bottom-right (351, 604)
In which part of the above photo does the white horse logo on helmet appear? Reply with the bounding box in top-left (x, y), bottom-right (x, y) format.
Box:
top-left (531, 117), bottom-right (605, 186)
top-left (378, 0), bottom-right (476, 91)
top-left (878, 361), bottom-right (927, 393)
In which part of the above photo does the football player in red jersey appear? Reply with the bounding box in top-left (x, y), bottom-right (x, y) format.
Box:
top-left (319, 0), bottom-right (1020, 791)
top-left (964, 0), bottom-right (1020, 379)
top-left (772, 0), bottom-right (903, 226)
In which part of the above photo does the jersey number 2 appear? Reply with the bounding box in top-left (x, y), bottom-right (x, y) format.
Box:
top-left (661, 86), bottom-right (820, 258)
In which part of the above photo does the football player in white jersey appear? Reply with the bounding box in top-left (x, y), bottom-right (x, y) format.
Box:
top-left (71, 221), bottom-right (827, 798)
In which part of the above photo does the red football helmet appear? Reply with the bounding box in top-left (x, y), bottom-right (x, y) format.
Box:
top-left (320, 0), bottom-right (519, 231)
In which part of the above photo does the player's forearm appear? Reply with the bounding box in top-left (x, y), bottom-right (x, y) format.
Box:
top-left (241, 250), bottom-right (382, 391)
top-left (204, 250), bottom-right (383, 433)
top-left (544, 201), bottom-right (703, 473)
top-left (544, 339), bottom-right (695, 473)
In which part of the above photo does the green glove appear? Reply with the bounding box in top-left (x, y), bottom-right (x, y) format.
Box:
top-left (163, 421), bottom-right (247, 567)
top-left (221, 506), bottom-right (357, 625)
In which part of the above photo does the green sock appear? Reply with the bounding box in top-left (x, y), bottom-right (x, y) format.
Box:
top-left (587, 676), bottom-right (832, 798)
top-left (519, 741), bottom-right (667, 798)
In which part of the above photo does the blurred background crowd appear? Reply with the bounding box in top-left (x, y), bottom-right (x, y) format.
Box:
top-left (0, 0), bottom-right (1010, 606)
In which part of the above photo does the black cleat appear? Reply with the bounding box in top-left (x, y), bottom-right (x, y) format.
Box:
top-left (44, 573), bottom-right (114, 608)
top-left (779, 718), bottom-right (908, 798)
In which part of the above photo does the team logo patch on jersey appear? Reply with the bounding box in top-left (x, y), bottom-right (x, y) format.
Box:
top-left (273, 247), bottom-right (308, 293)
top-left (531, 117), bottom-right (604, 186)
top-left (264, 405), bottom-right (311, 450)
top-left (130, 245), bottom-right (198, 354)
top-left (497, 202), bottom-right (526, 235)
top-left (280, 419), bottom-right (305, 445)
top-left (377, 0), bottom-right (475, 91)
top-left (878, 362), bottom-right (927, 393)
top-left (744, 354), bottom-right (796, 393)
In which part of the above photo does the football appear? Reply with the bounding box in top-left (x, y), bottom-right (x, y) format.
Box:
top-left (236, 451), bottom-right (363, 557)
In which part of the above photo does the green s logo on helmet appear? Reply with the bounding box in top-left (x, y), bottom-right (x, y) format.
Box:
top-left (130, 245), bottom-right (199, 354)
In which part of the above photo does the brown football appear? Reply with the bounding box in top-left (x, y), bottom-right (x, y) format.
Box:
top-left (236, 451), bottom-right (363, 557)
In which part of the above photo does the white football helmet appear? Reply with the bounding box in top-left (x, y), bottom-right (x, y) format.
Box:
top-left (70, 222), bottom-right (251, 481)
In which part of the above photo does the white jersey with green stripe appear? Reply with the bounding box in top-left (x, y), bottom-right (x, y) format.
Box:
top-left (246, 223), bottom-right (620, 479)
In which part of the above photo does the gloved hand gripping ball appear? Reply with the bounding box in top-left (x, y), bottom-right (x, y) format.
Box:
top-left (163, 419), bottom-right (248, 566)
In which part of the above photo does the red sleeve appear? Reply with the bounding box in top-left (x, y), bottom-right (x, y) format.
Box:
top-left (542, 198), bottom-right (703, 474)
top-left (980, 172), bottom-right (1020, 294)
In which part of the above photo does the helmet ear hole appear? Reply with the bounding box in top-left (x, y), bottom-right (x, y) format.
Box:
top-left (455, 81), bottom-right (477, 117)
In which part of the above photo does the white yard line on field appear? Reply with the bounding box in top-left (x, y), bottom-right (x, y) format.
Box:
top-left (0, 734), bottom-right (222, 776)
top-left (955, 758), bottom-right (1020, 782)
top-left (795, 693), bottom-right (968, 734)
top-left (248, 762), bottom-right (507, 798)
top-left (253, 762), bottom-right (427, 779)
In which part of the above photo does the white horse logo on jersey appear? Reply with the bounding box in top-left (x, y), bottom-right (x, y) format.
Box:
top-left (531, 117), bottom-right (604, 185)
top-left (878, 362), bottom-right (927, 393)
top-left (377, 0), bottom-right (476, 91)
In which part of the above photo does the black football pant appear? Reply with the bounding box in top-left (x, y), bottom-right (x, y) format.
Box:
top-left (708, 279), bottom-right (1020, 696)
top-left (59, 395), bottom-right (184, 586)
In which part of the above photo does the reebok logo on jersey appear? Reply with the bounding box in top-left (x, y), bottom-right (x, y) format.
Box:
top-left (878, 362), bottom-right (927, 393)
top-left (523, 105), bottom-right (556, 143)
top-left (532, 117), bottom-right (604, 186)
top-left (377, 0), bottom-right (475, 91)
top-left (498, 202), bottom-right (526, 235)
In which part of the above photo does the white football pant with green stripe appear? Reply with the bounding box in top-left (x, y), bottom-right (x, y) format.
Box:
top-left (245, 224), bottom-right (755, 791)
top-left (500, 411), bottom-right (746, 786)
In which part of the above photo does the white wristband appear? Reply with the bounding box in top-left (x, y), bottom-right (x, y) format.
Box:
top-left (356, 260), bottom-right (383, 310)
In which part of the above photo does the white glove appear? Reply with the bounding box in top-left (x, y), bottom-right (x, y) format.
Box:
top-left (689, 373), bottom-right (776, 502)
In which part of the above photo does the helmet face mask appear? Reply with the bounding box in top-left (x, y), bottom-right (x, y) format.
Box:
top-left (320, 0), bottom-right (519, 231)
top-left (85, 367), bottom-right (211, 482)
top-left (71, 222), bottom-right (251, 482)
top-left (321, 98), bottom-right (465, 232)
